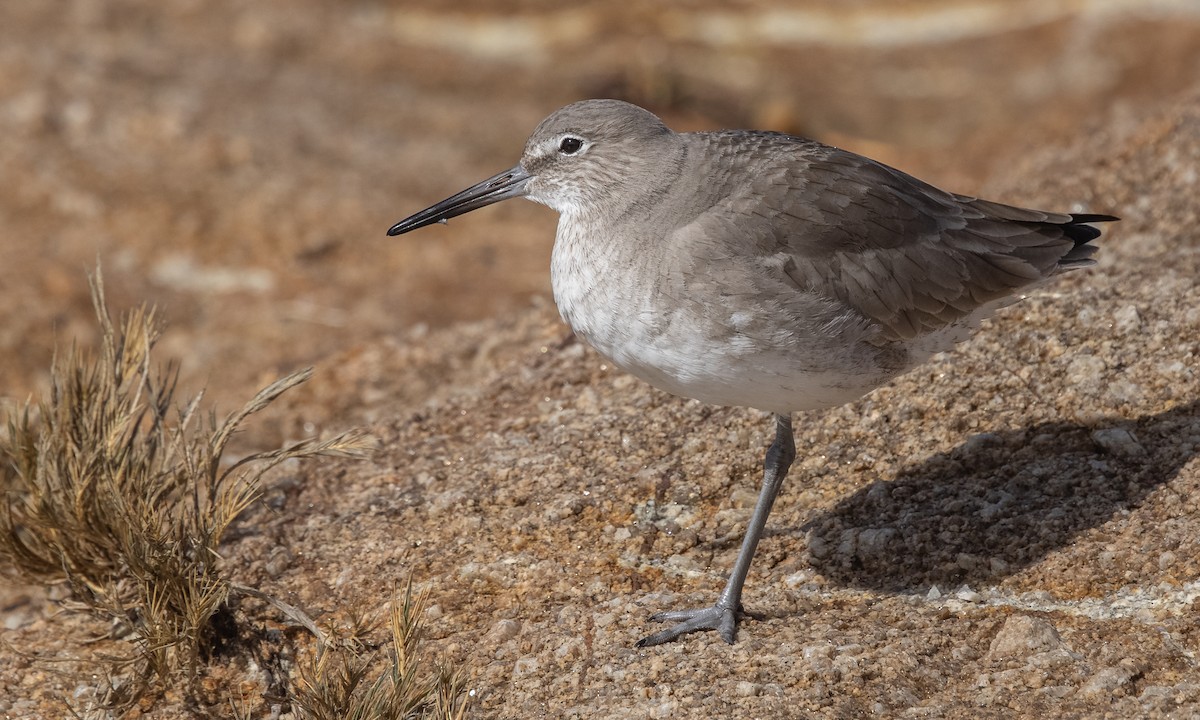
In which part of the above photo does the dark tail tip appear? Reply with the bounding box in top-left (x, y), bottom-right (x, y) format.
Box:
top-left (1062, 213), bottom-right (1118, 243)
top-left (1059, 213), bottom-right (1118, 267)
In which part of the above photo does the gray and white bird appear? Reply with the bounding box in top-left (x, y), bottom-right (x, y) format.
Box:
top-left (387, 99), bottom-right (1116, 647)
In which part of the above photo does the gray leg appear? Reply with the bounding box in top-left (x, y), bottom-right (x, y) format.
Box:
top-left (636, 413), bottom-right (797, 647)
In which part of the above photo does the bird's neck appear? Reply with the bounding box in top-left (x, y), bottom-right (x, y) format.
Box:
top-left (587, 137), bottom-right (690, 228)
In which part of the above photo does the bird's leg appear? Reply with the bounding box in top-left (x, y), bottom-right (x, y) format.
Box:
top-left (636, 413), bottom-right (796, 647)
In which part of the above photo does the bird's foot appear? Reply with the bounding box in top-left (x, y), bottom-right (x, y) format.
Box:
top-left (635, 601), bottom-right (743, 647)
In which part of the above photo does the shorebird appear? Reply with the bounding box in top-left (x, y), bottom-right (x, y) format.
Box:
top-left (387, 99), bottom-right (1116, 647)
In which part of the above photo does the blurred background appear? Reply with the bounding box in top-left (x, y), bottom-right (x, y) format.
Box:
top-left (2, 0), bottom-right (1197, 417)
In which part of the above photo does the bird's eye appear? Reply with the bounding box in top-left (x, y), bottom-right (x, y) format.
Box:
top-left (559, 136), bottom-right (583, 154)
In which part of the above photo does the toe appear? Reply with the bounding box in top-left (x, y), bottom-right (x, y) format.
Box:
top-left (636, 604), bottom-right (741, 646)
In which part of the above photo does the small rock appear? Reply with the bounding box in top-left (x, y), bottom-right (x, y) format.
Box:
top-left (1157, 360), bottom-right (1188, 376)
top-left (955, 585), bottom-right (981, 603)
top-left (864, 480), bottom-right (889, 504)
top-left (554, 638), bottom-right (585, 660)
top-left (1138, 685), bottom-right (1177, 702)
top-left (664, 553), bottom-right (703, 573)
top-left (806, 533), bottom-right (830, 559)
top-left (512, 655), bottom-right (540, 678)
top-left (1091, 428), bottom-right (1146, 457)
top-left (429, 488), bottom-right (468, 515)
top-left (837, 529), bottom-right (859, 559)
top-left (487, 619), bottom-right (521, 644)
top-left (802, 643), bottom-right (835, 660)
top-left (856, 527), bottom-right (897, 557)
top-left (593, 612), bottom-right (616, 627)
top-left (1066, 354), bottom-right (1107, 386)
top-left (265, 547), bottom-right (292, 578)
top-left (1105, 379), bottom-right (1144, 404)
top-left (1113, 305), bottom-right (1142, 334)
top-left (1078, 664), bottom-right (1136, 700)
top-left (987, 615), bottom-right (1067, 660)
top-left (729, 487), bottom-right (759, 508)
top-left (958, 432), bottom-right (1003, 457)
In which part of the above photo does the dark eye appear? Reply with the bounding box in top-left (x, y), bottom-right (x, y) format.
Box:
top-left (559, 136), bottom-right (583, 154)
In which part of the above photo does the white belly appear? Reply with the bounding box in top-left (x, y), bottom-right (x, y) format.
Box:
top-left (549, 221), bottom-right (908, 414)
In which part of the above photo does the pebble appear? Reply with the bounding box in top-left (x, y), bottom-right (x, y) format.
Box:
top-left (1078, 664), bottom-right (1137, 700)
top-left (1113, 305), bottom-right (1142, 334)
top-left (856, 527), bottom-right (897, 558)
top-left (512, 655), bottom-right (540, 678)
top-left (987, 615), bottom-right (1067, 659)
top-left (1090, 427), bottom-right (1146, 457)
top-left (1065, 354), bottom-right (1107, 390)
top-left (729, 487), bottom-right (759, 508)
top-left (487, 619), bottom-right (521, 644)
top-left (957, 432), bottom-right (1003, 457)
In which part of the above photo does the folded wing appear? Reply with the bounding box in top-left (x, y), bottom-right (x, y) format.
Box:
top-left (736, 139), bottom-right (1117, 341)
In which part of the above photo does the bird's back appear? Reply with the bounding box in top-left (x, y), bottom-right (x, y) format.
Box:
top-left (672, 130), bottom-right (1115, 343)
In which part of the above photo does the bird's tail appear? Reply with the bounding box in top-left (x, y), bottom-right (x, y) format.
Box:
top-left (1056, 213), bottom-right (1119, 269)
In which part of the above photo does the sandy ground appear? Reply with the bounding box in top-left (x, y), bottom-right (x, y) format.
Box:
top-left (2, 1), bottom-right (1199, 718)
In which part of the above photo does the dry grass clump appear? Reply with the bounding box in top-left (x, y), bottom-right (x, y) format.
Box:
top-left (290, 582), bottom-right (470, 720)
top-left (0, 272), bottom-right (370, 707)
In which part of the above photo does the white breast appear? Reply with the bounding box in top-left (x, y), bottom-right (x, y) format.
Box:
top-left (549, 217), bottom-right (905, 414)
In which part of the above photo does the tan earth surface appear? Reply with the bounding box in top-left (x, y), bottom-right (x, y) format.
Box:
top-left (2, 1), bottom-right (1199, 718)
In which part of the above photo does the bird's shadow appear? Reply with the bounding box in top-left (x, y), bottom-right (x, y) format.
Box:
top-left (800, 399), bottom-right (1199, 592)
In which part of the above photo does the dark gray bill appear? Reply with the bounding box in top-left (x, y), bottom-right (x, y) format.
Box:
top-left (387, 165), bottom-right (530, 236)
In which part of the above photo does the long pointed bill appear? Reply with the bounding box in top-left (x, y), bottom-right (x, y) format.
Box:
top-left (387, 165), bottom-right (531, 236)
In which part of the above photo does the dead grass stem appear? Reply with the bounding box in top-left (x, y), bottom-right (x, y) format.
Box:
top-left (0, 270), bottom-right (370, 707)
top-left (290, 580), bottom-right (470, 720)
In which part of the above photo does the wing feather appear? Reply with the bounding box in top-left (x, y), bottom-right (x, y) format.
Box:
top-left (696, 135), bottom-right (1116, 341)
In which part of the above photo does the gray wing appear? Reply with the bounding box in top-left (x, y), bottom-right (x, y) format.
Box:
top-left (721, 136), bottom-right (1116, 341)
